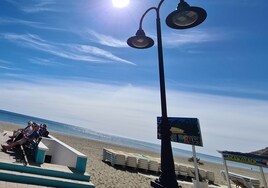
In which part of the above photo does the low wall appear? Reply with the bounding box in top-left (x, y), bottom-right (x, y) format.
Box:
top-left (41, 135), bottom-right (87, 172)
top-left (35, 141), bottom-right (49, 164)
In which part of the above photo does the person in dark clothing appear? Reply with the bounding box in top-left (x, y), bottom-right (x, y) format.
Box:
top-left (1, 124), bottom-right (40, 152)
top-left (39, 124), bottom-right (49, 137)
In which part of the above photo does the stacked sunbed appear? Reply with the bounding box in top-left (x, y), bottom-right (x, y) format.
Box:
top-left (188, 166), bottom-right (207, 180)
top-left (102, 148), bottom-right (215, 183)
top-left (148, 157), bottom-right (161, 173)
top-left (134, 153), bottom-right (149, 171)
top-left (221, 170), bottom-right (260, 188)
top-left (206, 171), bottom-right (215, 184)
top-left (175, 163), bottom-right (190, 177)
top-left (126, 153), bottom-right (138, 168)
top-left (102, 148), bottom-right (126, 167)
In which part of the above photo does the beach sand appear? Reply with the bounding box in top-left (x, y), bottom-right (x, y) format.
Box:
top-left (1, 122), bottom-right (267, 188)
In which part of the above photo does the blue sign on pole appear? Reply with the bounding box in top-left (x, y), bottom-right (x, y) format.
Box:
top-left (157, 117), bottom-right (203, 147)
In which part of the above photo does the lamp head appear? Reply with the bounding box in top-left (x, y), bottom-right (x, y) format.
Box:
top-left (166, 0), bottom-right (207, 29)
top-left (127, 29), bottom-right (154, 49)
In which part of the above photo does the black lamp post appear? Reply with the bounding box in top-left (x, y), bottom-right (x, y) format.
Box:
top-left (127, 0), bottom-right (206, 187)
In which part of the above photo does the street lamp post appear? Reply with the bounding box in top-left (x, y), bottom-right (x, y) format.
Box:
top-left (127, 1), bottom-right (206, 187)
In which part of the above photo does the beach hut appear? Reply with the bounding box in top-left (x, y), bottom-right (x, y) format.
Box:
top-left (218, 148), bottom-right (268, 188)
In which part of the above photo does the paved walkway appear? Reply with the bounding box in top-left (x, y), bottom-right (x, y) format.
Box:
top-left (0, 180), bottom-right (53, 188)
top-left (0, 131), bottom-right (54, 187)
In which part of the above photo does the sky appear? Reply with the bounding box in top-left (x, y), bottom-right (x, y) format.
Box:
top-left (0, 0), bottom-right (268, 157)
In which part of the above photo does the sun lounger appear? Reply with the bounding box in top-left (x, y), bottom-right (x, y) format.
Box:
top-left (103, 148), bottom-right (151, 171)
top-left (221, 170), bottom-right (260, 188)
top-left (148, 157), bottom-right (161, 173)
top-left (198, 168), bottom-right (207, 181)
top-left (126, 153), bottom-right (138, 169)
top-left (102, 148), bottom-right (126, 167)
top-left (137, 155), bottom-right (149, 171)
top-left (206, 170), bottom-right (215, 184)
top-left (188, 166), bottom-right (206, 180)
top-left (174, 163), bottom-right (180, 175)
top-left (174, 162), bottom-right (189, 176)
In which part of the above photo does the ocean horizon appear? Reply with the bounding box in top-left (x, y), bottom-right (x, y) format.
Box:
top-left (0, 109), bottom-right (264, 172)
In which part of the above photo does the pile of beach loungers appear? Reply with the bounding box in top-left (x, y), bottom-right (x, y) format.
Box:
top-left (221, 170), bottom-right (260, 188)
top-left (102, 148), bottom-right (215, 183)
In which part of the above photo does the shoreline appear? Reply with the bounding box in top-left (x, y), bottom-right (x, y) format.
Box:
top-left (1, 122), bottom-right (267, 187)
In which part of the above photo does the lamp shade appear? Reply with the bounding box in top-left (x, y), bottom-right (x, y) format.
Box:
top-left (127, 29), bottom-right (154, 49)
top-left (166, 1), bottom-right (207, 29)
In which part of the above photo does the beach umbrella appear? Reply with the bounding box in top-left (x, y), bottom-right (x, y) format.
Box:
top-left (219, 149), bottom-right (268, 188)
top-left (250, 147), bottom-right (268, 157)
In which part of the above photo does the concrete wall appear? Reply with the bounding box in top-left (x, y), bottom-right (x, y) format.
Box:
top-left (41, 135), bottom-right (87, 172)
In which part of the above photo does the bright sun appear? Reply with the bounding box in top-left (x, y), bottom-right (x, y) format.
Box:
top-left (112, 0), bottom-right (129, 8)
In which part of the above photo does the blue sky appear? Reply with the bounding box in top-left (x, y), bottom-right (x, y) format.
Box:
top-left (0, 0), bottom-right (268, 156)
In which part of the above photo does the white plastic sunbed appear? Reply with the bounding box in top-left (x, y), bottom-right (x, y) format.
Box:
top-left (135, 154), bottom-right (149, 171)
top-left (126, 153), bottom-right (138, 169)
top-left (102, 148), bottom-right (126, 167)
top-left (206, 170), bottom-right (215, 184)
top-left (102, 148), bottom-right (215, 184)
top-left (174, 162), bottom-right (189, 176)
top-left (188, 166), bottom-right (207, 181)
top-left (148, 157), bottom-right (161, 173)
top-left (221, 170), bottom-right (260, 188)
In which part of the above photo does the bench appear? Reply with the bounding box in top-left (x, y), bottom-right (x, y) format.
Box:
top-left (22, 137), bottom-right (49, 164)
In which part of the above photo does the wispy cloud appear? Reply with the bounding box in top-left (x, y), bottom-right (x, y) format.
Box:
top-left (0, 17), bottom-right (65, 31)
top-left (0, 59), bottom-right (11, 65)
top-left (0, 65), bottom-right (11, 70)
top-left (22, 1), bottom-right (57, 13)
top-left (85, 28), bottom-right (217, 50)
top-left (4, 0), bottom-right (58, 13)
top-left (27, 57), bottom-right (63, 66)
top-left (0, 78), bottom-right (267, 155)
top-left (77, 45), bottom-right (135, 65)
top-left (163, 29), bottom-right (219, 47)
top-left (0, 63), bottom-right (22, 71)
top-left (169, 81), bottom-right (268, 100)
top-left (1, 33), bottom-right (135, 65)
top-left (87, 30), bottom-right (128, 48)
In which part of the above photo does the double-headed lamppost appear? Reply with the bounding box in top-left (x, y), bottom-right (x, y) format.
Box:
top-left (127, 0), bottom-right (206, 187)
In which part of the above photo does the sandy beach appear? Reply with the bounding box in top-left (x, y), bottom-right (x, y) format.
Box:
top-left (0, 122), bottom-right (267, 188)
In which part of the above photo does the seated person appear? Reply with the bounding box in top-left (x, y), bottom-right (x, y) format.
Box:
top-left (1, 123), bottom-right (40, 152)
top-left (39, 124), bottom-right (49, 137)
top-left (7, 121), bottom-right (34, 142)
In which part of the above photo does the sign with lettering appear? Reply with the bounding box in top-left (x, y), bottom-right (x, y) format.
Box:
top-left (220, 151), bottom-right (268, 167)
top-left (157, 117), bottom-right (203, 147)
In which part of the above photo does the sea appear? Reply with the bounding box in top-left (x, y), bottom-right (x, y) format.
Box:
top-left (0, 109), bottom-right (264, 172)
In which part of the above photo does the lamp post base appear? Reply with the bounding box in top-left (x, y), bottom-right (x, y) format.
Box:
top-left (151, 179), bottom-right (181, 188)
top-left (151, 179), bottom-right (164, 188)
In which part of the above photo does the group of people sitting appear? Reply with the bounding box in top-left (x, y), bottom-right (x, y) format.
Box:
top-left (1, 121), bottom-right (49, 152)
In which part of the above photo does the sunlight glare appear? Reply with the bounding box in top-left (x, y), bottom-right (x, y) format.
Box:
top-left (112, 0), bottom-right (129, 8)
